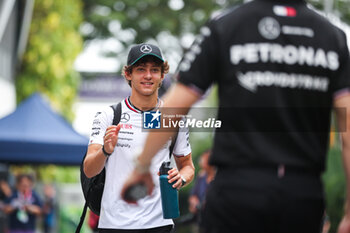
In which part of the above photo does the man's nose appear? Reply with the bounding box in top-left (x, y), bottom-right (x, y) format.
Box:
top-left (144, 69), bottom-right (152, 78)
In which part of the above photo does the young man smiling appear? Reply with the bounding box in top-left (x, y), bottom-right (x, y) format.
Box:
top-left (83, 43), bottom-right (194, 233)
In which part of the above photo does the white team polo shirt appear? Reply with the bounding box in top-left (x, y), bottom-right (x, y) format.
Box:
top-left (89, 97), bottom-right (191, 229)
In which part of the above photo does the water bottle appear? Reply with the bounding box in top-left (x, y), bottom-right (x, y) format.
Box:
top-left (159, 161), bottom-right (180, 219)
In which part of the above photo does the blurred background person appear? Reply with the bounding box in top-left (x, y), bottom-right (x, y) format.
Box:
top-left (3, 174), bottom-right (42, 233)
top-left (188, 149), bottom-right (215, 232)
top-left (174, 149), bottom-right (215, 232)
top-left (42, 184), bottom-right (56, 233)
top-left (0, 179), bottom-right (12, 233)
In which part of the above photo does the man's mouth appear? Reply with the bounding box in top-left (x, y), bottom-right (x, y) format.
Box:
top-left (141, 82), bottom-right (153, 86)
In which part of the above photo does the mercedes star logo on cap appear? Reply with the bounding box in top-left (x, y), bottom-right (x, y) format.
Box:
top-left (140, 44), bottom-right (152, 53)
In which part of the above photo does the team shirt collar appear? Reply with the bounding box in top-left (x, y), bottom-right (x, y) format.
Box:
top-left (125, 97), bottom-right (162, 113)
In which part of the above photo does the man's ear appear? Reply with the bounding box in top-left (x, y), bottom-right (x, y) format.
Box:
top-left (125, 71), bottom-right (132, 81)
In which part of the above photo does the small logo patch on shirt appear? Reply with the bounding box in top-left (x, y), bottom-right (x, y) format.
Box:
top-left (273, 5), bottom-right (297, 17)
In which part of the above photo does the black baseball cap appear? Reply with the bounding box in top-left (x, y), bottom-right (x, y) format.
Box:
top-left (127, 43), bottom-right (164, 66)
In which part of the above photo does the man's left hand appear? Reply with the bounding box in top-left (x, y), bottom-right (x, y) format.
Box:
top-left (167, 168), bottom-right (183, 189)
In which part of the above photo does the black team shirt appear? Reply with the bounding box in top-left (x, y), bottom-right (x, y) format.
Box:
top-left (177, 0), bottom-right (350, 173)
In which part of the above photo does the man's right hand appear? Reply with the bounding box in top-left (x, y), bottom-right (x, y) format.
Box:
top-left (84, 124), bottom-right (121, 178)
top-left (103, 124), bottom-right (121, 154)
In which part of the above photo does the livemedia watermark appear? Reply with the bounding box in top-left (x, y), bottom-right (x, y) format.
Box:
top-left (141, 107), bottom-right (346, 133)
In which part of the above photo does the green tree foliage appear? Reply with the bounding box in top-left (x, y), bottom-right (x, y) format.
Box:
top-left (82, 0), bottom-right (243, 42)
top-left (309, 0), bottom-right (350, 24)
top-left (10, 165), bottom-right (79, 183)
top-left (81, 0), bottom-right (350, 77)
top-left (81, 0), bottom-right (244, 70)
top-left (82, 0), bottom-right (349, 53)
top-left (16, 0), bottom-right (84, 122)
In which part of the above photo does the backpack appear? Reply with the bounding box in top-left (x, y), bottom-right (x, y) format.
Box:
top-left (75, 103), bottom-right (178, 233)
top-left (75, 103), bottom-right (121, 233)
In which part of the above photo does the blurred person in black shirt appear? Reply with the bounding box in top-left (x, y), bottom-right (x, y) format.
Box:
top-left (122, 0), bottom-right (350, 232)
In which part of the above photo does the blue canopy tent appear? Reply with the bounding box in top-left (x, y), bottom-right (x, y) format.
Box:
top-left (0, 93), bottom-right (88, 165)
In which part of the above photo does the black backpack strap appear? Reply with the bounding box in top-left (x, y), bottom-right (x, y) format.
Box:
top-left (111, 102), bottom-right (122, 125)
top-left (75, 180), bottom-right (94, 233)
top-left (169, 130), bottom-right (179, 159)
top-left (75, 201), bottom-right (88, 233)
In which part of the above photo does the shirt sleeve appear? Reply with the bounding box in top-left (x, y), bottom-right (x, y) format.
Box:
top-left (333, 30), bottom-right (350, 98)
top-left (88, 107), bottom-right (114, 145)
top-left (176, 20), bottom-right (220, 94)
top-left (172, 126), bottom-right (191, 157)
